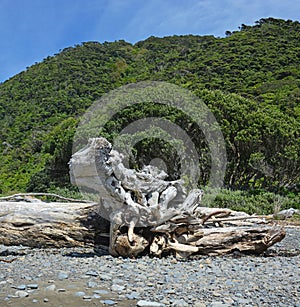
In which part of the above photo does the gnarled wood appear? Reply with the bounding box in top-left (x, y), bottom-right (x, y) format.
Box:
top-left (0, 137), bottom-right (286, 258)
top-left (68, 137), bottom-right (286, 258)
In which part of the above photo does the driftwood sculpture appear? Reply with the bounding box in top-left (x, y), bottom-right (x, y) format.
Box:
top-left (0, 137), bottom-right (286, 258)
top-left (68, 137), bottom-right (286, 258)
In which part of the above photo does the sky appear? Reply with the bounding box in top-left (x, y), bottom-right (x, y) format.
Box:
top-left (0, 0), bottom-right (300, 82)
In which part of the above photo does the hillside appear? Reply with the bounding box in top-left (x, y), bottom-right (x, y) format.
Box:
top-left (0, 17), bottom-right (299, 198)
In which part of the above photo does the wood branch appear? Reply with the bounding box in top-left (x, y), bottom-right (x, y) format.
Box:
top-left (0, 193), bottom-right (93, 203)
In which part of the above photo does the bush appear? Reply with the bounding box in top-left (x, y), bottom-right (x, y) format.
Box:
top-left (201, 188), bottom-right (299, 215)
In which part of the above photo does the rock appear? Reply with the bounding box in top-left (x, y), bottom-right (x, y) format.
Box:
top-left (126, 291), bottom-right (140, 299)
top-left (172, 299), bottom-right (188, 306)
top-left (87, 280), bottom-right (98, 288)
top-left (111, 284), bottom-right (125, 292)
top-left (92, 294), bottom-right (101, 299)
top-left (160, 298), bottom-right (170, 305)
top-left (137, 300), bottom-right (162, 307)
top-left (100, 274), bottom-right (112, 281)
top-left (15, 290), bottom-right (29, 298)
top-left (45, 284), bottom-right (56, 291)
top-left (163, 289), bottom-right (176, 294)
top-left (15, 284), bottom-right (26, 290)
top-left (74, 291), bottom-right (86, 297)
top-left (27, 283), bottom-right (39, 289)
top-left (210, 302), bottom-right (230, 307)
top-left (94, 289), bottom-right (109, 295)
top-left (85, 270), bottom-right (98, 277)
top-left (57, 271), bottom-right (69, 280)
top-left (57, 288), bottom-right (66, 292)
top-left (102, 300), bottom-right (116, 305)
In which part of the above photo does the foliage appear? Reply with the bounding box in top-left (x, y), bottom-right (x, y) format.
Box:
top-left (202, 188), bottom-right (300, 215)
top-left (0, 18), bottom-right (299, 200)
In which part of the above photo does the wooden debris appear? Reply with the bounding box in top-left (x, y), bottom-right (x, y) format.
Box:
top-left (0, 137), bottom-right (286, 258)
top-left (68, 137), bottom-right (286, 258)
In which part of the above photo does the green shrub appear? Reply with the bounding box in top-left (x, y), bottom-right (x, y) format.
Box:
top-left (201, 188), bottom-right (299, 215)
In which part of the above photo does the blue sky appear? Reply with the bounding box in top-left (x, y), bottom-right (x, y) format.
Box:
top-left (1, 0), bottom-right (299, 82)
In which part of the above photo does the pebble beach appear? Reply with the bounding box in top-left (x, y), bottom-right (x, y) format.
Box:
top-left (0, 227), bottom-right (299, 307)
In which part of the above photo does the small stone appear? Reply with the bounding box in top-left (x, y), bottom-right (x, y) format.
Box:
top-left (126, 291), bottom-right (140, 299)
top-left (27, 284), bottom-right (39, 289)
top-left (83, 295), bottom-right (92, 300)
top-left (224, 298), bottom-right (234, 304)
top-left (87, 281), bottom-right (98, 288)
top-left (102, 299), bottom-right (116, 305)
top-left (92, 294), bottom-right (101, 299)
top-left (15, 290), bottom-right (29, 298)
top-left (57, 288), bottom-right (66, 292)
top-left (112, 278), bottom-right (124, 284)
top-left (45, 284), bottom-right (56, 291)
top-left (24, 276), bottom-right (32, 281)
top-left (172, 299), bottom-right (188, 307)
top-left (85, 270), bottom-right (98, 277)
top-left (213, 291), bottom-right (222, 297)
top-left (205, 259), bottom-right (211, 265)
top-left (210, 302), bottom-right (230, 307)
top-left (137, 300), bottom-right (162, 307)
top-left (164, 289), bottom-right (176, 294)
top-left (44, 298), bottom-right (49, 302)
top-left (111, 284), bottom-right (125, 292)
top-left (194, 303), bottom-right (206, 307)
top-left (15, 284), bottom-right (26, 290)
top-left (99, 274), bottom-right (112, 281)
top-left (74, 291), bottom-right (86, 297)
top-left (160, 298), bottom-right (170, 305)
top-left (32, 299), bottom-right (38, 303)
top-left (57, 271), bottom-right (69, 280)
top-left (93, 289), bottom-right (109, 295)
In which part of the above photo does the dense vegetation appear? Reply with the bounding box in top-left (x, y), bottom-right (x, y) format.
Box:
top-left (0, 18), bottom-right (299, 211)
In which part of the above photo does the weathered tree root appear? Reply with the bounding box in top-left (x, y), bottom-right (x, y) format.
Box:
top-left (69, 137), bottom-right (286, 258)
top-left (0, 137), bottom-right (286, 258)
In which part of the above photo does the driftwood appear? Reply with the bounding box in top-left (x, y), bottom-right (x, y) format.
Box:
top-left (0, 201), bottom-right (106, 247)
top-left (0, 198), bottom-right (285, 257)
top-left (0, 137), bottom-right (286, 258)
top-left (69, 137), bottom-right (285, 258)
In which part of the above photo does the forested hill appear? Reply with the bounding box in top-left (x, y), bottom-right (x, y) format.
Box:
top-left (0, 17), bottom-right (299, 195)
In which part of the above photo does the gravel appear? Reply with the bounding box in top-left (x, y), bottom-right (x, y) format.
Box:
top-left (0, 227), bottom-right (299, 306)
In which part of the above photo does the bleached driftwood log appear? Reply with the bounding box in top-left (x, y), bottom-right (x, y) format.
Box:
top-left (0, 137), bottom-right (286, 257)
top-left (0, 199), bottom-right (111, 248)
top-left (0, 198), bottom-right (286, 257)
top-left (68, 137), bottom-right (286, 258)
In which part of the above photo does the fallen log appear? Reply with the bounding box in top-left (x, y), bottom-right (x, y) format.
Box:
top-left (0, 137), bottom-right (286, 258)
top-left (0, 198), bottom-right (285, 257)
top-left (0, 200), bottom-right (110, 248)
